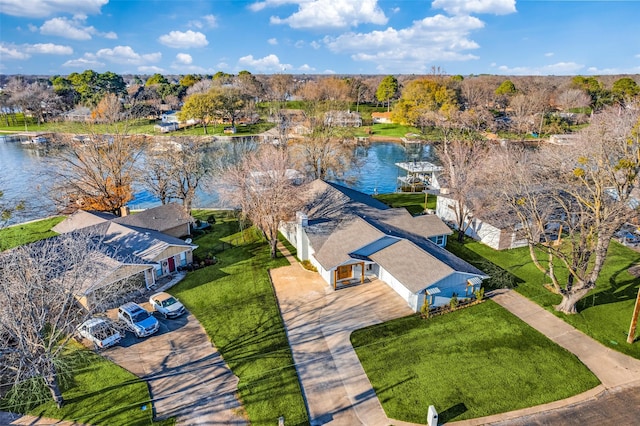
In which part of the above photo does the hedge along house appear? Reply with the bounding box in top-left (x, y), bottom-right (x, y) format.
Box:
top-left (280, 180), bottom-right (488, 312)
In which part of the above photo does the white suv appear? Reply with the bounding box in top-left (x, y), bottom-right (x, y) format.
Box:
top-left (118, 302), bottom-right (159, 338)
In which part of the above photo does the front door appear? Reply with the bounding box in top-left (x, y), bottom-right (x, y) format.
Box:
top-left (168, 256), bottom-right (176, 272)
top-left (337, 265), bottom-right (352, 281)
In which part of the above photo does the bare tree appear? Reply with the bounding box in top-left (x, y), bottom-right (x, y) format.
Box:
top-left (220, 145), bottom-right (303, 258)
top-left (0, 232), bottom-right (117, 408)
top-left (489, 104), bottom-right (640, 313)
top-left (436, 138), bottom-right (490, 242)
top-left (48, 125), bottom-right (144, 215)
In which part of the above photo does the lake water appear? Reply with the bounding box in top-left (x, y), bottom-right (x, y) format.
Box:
top-left (0, 135), bottom-right (436, 223)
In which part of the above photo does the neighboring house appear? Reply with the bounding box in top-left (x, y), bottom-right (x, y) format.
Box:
top-left (435, 195), bottom-right (529, 250)
top-left (280, 180), bottom-right (488, 312)
top-left (62, 107), bottom-right (92, 122)
top-left (154, 122), bottom-right (179, 133)
top-left (161, 110), bottom-right (179, 123)
top-left (52, 203), bottom-right (197, 308)
top-left (324, 110), bottom-right (362, 127)
top-left (371, 111), bottom-right (393, 124)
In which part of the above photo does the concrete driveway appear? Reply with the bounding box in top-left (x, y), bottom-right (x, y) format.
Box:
top-left (104, 311), bottom-right (247, 425)
top-left (270, 261), bottom-right (414, 426)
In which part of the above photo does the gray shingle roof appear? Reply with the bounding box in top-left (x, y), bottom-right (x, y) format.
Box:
top-left (301, 180), bottom-right (486, 279)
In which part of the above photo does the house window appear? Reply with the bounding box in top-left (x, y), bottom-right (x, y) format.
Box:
top-left (180, 251), bottom-right (187, 266)
top-left (431, 235), bottom-right (445, 246)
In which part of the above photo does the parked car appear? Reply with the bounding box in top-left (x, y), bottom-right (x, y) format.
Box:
top-left (118, 302), bottom-right (160, 337)
top-left (76, 318), bottom-right (121, 350)
top-left (149, 292), bottom-right (186, 318)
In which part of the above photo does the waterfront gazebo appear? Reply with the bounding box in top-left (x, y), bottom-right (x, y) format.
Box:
top-left (395, 161), bottom-right (442, 192)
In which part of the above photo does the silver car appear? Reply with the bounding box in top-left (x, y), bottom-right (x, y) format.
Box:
top-left (149, 292), bottom-right (186, 319)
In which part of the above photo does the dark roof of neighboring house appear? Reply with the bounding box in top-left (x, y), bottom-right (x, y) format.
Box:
top-left (52, 203), bottom-right (193, 235)
top-left (301, 180), bottom-right (486, 279)
top-left (114, 203), bottom-right (193, 233)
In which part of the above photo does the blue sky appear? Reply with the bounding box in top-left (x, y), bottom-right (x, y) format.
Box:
top-left (1, 0), bottom-right (639, 76)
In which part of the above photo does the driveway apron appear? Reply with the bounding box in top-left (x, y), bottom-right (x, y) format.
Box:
top-left (104, 312), bottom-right (247, 425)
top-left (270, 261), bottom-right (413, 426)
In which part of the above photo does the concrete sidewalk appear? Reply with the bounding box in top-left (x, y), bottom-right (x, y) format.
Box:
top-left (275, 243), bottom-right (640, 425)
top-left (450, 289), bottom-right (640, 425)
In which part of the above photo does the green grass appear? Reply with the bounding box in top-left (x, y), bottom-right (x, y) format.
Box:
top-left (0, 216), bottom-right (65, 250)
top-left (374, 192), bottom-right (436, 215)
top-left (0, 116), bottom-right (276, 137)
top-left (1, 343), bottom-right (172, 426)
top-left (170, 213), bottom-right (309, 426)
top-left (446, 235), bottom-right (640, 359)
top-left (352, 301), bottom-right (600, 423)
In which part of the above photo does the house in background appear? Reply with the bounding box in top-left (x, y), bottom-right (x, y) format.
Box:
top-left (371, 111), bottom-right (393, 124)
top-left (280, 180), bottom-right (487, 312)
top-left (435, 194), bottom-right (529, 250)
top-left (52, 203), bottom-right (197, 308)
top-left (324, 110), bottom-right (362, 127)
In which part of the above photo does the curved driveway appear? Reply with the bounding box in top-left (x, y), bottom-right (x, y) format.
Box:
top-left (105, 311), bottom-right (247, 425)
top-left (270, 257), bottom-right (413, 426)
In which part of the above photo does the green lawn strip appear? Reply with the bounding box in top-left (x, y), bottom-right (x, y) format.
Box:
top-left (2, 343), bottom-right (171, 426)
top-left (374, 192), bottom-right (436, 215)
top-left (447, 236), bottom-right (640, 359)
top-left (351, 301), bottom-right (600, 424)
top-left (1, 118), bottom-right (275, 137)
top-left (170, 227), bottom-right (309, 426)
top-left (0, 216), bottom-right (65, 250)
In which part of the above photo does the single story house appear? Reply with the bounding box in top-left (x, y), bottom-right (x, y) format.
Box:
top-left (435, 194), bottom-right (528, 250)
top-left (280, 180), bottom-right (488, 312)
top-left (52, 204), bottom-right (197, 308)
top-left (371, 111), bottom-right (393, 124)
top-left (324, 110), bottom-right (362, 127)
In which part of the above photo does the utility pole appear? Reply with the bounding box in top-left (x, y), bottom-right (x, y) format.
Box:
top-left (627, 287), bottom-right (640, 344)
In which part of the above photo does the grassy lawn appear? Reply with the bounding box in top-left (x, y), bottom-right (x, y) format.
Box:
top-left (0, 216), bottom-right (65, 250)
top-left (373, 192), bottom-right (436, 215)
top-left (170, 211), bottom-right (309, 426)
top-left (0, 117), bottom-right (275, 137)
top-left (446, 235), bottom-right (640, 359)
top-left (352, 301), bottom-right (600, 424)
top-left (1, 343), bottom-right (172, 426)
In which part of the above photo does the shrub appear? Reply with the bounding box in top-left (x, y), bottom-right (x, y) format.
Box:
top-left (474, 287), bottom-right (485, 301)
top-left (301, 259), bottom-right (317, 272)
top-left (449, 293), bottom-right (459, 309)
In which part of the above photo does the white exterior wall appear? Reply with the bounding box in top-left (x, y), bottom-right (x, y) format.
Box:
top-left (378, 267), bottom-right (417, 311)
top-left (436, 196), bottom-right (510, 250)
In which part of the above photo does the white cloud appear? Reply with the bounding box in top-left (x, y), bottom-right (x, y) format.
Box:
top-left (138, 65), bottom-right (166, 73)
top-left (0, 0), bottom-right (107, 18)
top-left (95, 46), bottom-right (161, 65)
top-left (310, 40), bottom-right (320, 49)
top-left (268, 38), bottom-right (278, 45)
top-left (25, 43), bottom-right (73, 55)
top-left (0, 44), bottom-right (30, 60)
top-left (294, 40), bottom-right (305, 48)
top-left (432, 0), bottom-right (516, 16)
top-left (493, 62), bottom-right (584, 75)
top-left (298, 63), bottom-right (315, 72)
top-left (158, 30), bottom-right (208, 48)
top-left (176, 53), bottom-right (193, 64)
top-left (322, 69), bottom-right (336, 74)
top-left (324, 14), bottom-right (484, 73)
top-left (40, 16), bottom-right (117, 40)
top-left (0, 42), bottom-right (72, 61)
top-left (62, 57), bottom-right (105, 69)
top-left (237, 54), bottom-right (291, 72)
top-left (189, 14), bottom-right (218, 29)
top-left (259, 0), bottom-right (388, 29)
top-left (545, 52), bottom-right (554, 57)
top-left (586, 66), bottom-right (640, 75)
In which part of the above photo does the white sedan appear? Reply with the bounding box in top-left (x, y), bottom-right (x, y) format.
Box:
top-left (149, 292), bottom-right (186, 318)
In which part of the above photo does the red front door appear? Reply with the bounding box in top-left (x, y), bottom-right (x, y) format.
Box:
top-left (168, 257), bottom-right (176, 272)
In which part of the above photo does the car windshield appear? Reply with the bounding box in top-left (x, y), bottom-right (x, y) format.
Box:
top-left (161, 297), bottom-right (177, 308)
top-left (131, 310), bottom-right (149, 322)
